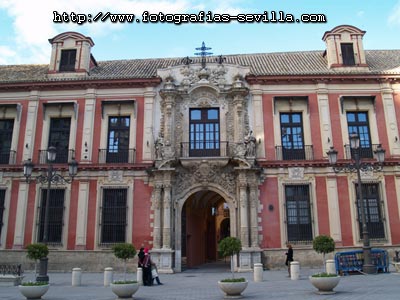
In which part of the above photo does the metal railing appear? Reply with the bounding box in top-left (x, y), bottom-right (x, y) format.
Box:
top-left (344, 144), bottom-right (380, 160)
top-left (38, 149), bottom-right (75, 164)
top-left (180, 141), bottom-right (229, 158)
top-left (98, 148), bottom-right (136, 164)
top-left (275, 145), bottom-right (314, 160)
top-left (0, 150), bottom-right (16, 165)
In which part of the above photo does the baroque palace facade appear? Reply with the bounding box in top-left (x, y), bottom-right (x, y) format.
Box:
top-left (1, 25), bottom-right (400, 272)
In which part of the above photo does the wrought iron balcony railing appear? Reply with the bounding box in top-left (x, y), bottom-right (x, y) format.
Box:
top-left (180, 141), bottom-right (229, 158)
top-left (344, 144), bottom-right (380, 160)
top-left (0, 150), bottom-right (16, 165)
top-left (98, 148), bottom-right (136, 164)
top-left (275, 145), bottom-right (314, 161)
top-left (38, 149), bottom-right (75, 164)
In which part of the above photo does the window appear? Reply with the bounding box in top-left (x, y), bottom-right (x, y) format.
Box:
top-left (189, 108), bottom-right (220, 157)
top-left (106, 116), bottom-right (130, 163)
top-left (59, 49), bottom-right (77, 72)
top-left (346, 112), bottom-right (373, 158)
top-left (280, 113), bottom-right (305, 160)
top-left (0, 119), bottom-right (14, 164)
top-left (356, 183), bottom-right (385, 240)
top-left (285, 185), bottom-right (313, 242)
top-left (37, 189), bottom-right (65, 244)
top-left (48, 118), bottom-right (71, 163)
top-left (341, 43), bottom-right (355, 66)
top-left (100, 189), bottom-right (127, 244)
top-left (0, 190), bottom-right (5, 242)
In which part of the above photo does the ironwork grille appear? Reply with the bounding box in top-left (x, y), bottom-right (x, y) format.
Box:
top-left (0, 190), bottom-right (5, 242)
top-left (107, 116), bottom-right (130, 163)
top-left (341, 43), bottom-right (355, 66)
top-left (100, 189), bottom-right (127, 244)
top-left (280, 113), bottom-right (305, 160)
top-left (0, 119), bottom-right (14, 164)
top-left (189, 108), bottom-right (220, 157)
top-left (59, 49), bottom-right (76, 72)
top-left (37, 189), bottom-right (65, 244)
top-left (285, 185), bottom-right (313, 242)
top-left (48, 117), bottom-right (71, 163)
top-left (356, 183), bottom-right (385, 240)
top-left (346, 112), bottom-right (373, 158)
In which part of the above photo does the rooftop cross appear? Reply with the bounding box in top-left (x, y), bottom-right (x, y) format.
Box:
top-left (194, 41), bottom-right (213, 69)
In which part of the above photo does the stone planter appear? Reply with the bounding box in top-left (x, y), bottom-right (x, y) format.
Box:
top-left (18, 284), bottom-right (50, 299)
top-left (309, 275), bottom-right (340, 294)
top-left (110, 282), bottom-right (139, 299)
top-left (217, 280), bottom-right (248, 298)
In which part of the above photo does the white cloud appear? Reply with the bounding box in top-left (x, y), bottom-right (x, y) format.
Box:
top-left (0, 46), bottom-right (17, 65)
top-left (0, 0), bottom-right (248, 64)
top-left (388, 1), bottom-right (400, 25)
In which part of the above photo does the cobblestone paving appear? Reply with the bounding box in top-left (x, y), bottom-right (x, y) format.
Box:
top-left (1, 265), bottom-right (400, 300)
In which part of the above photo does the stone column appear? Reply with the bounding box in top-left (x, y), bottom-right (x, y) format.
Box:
top-left (249, 184), bottom-right (259, 247)
top-left (239, 182), bottom-right (249, 248)
top-left (143, 89), bottom-right (156, 161)
top-left (159, 89), bottom-right (177, 158)
top-left (316, 83), bottom-right (333, 158)
top-left (233, 94), bottom-right (246, 142)
top-left (229, 85), bottom-right (248, 143)
top-left (152, 184), bottom-right (162, 249)
top-left (380, 82), bottom-right (400, 155)
top-left (162, 184), bottom-right (172, 249)
top-left (81, 88), bottom-right (96, 162)
top-left (251, 88), bottom-right (265, 157)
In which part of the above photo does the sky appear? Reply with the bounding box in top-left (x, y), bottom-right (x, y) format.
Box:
top-left (1, 0), bottom-right (400, 65)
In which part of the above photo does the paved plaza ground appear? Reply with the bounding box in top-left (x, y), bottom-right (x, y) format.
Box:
top-left (1, 264), bottom-right (400, 300)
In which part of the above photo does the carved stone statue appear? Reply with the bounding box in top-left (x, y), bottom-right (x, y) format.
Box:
top-left (155, 132), bottom-right (165, 160)
top-left (244, 130), bottom-right (256, 157)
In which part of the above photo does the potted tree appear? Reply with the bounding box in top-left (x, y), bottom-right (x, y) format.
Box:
top-left (217, 237), bottom-right (248, 298)
top-left (309, 235), bottom-right (340, 294)
top-left (18, 243), bottom-right (50, 299)
top-left (110, 243), bottom-right (139, 299)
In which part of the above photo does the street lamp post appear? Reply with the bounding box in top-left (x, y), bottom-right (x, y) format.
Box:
top-left (23, 146), bottom-right (78, 282)
top-left (327, 133), bottom-right (385, 275)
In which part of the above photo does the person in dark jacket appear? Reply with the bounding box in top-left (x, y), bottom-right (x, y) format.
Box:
top-left (137, 248), bottom-right (146, 284)
top-left (137, 247), bottom-right (145, 266)
top-left (142, 248), bottom-right (152, 286)
top-left (285, 243), bottom-right (294, 276)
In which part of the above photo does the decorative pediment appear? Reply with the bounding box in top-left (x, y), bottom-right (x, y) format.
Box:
top-left (157, 63), bottom-right (250, 91)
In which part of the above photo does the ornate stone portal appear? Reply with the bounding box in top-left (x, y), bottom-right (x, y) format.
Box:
top-left (149, 60), bottom-right (262, 273)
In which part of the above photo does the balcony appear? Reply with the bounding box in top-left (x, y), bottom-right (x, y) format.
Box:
top-left (38, 149), bottom-right (75, 164)
top-left (275, 145), bottom-right (314, 160)
top-left (0, 150), bottom-right (16, 165)
top-left (344, 144), bottom-right (380, 160)
top-left (180, 141), bottom-right (230, 158)
top-left (98, 148), bottom-right (136, 164)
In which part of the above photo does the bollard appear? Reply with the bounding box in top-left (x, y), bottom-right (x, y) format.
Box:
top-left (253, 263), bottom-right (263, 282)
top-left (104, 267), bottom-right (113, 286)
top-left (326, 259), bottom-right (336, 275)
top-left (290, 261), bottom-right (300, 280)
top-left (137, 267), bottom-right (143, 285)
top-left (72, 268), bottom-right (82, 286)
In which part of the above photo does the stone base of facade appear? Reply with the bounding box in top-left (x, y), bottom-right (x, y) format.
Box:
top-left (150, 249), bottom-right (174, 274)
top-left (1, 247), bottom-right (398, 273)
top-left (238, 248), bottom-right (262, 272)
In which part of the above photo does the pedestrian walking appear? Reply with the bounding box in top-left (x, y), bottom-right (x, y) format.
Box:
top-left (285, 243), bottom-right (294, 277)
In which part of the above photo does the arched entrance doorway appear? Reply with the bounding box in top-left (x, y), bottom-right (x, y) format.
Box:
top-left (181, 190), bottom-right (230, 269)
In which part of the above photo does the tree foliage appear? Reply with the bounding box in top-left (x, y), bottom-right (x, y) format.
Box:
top-left (112, 243), bottom-right (137, 282)
top-left (218, 237), bottom-right (242, 279)
top-left (112, 243), bottom-right (137, 260)
top-left (312, 235), bottom-right (335, 255)
top-left (218, 237), bottom-right (242, 258)
top-left (26, 243), bottom-right (49, 261)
